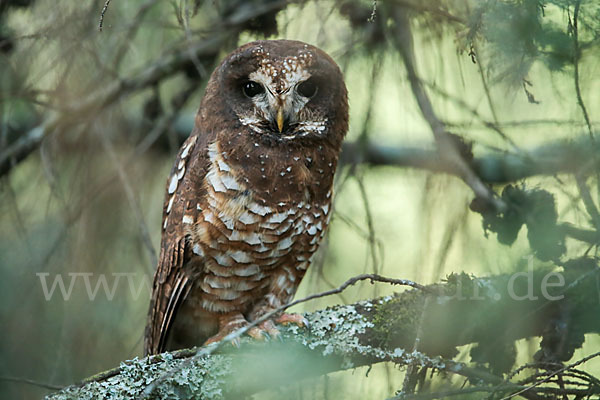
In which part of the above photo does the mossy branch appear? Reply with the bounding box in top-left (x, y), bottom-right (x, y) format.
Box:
top-left (46, 266), bottom-right (600, 400)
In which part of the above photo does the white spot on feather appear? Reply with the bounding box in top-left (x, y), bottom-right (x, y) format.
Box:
top-left (218, 214), bottom-right (235, 230)
top-left (242, 232), bottom-right (261, 245)
top-left (207, 169), bottom-right (226, 193)
top-left (229, 250), bottom-right (252, 264)
top-left (213, 254), bottom-right (232, 267)
top-left (296, 262), bottom-right (308, 271)
top-left (234, 264), bottom-right (260, 276)
top-left (221, 174), bottom-right (241, 191)
top-left (181, 143), bottom-right (192, 159)
top-left (166, 196), bottom-right (174, 213)
top-left (239, 211), bottom-right (259, 225)
top-left (276, 275), bottom-right (288, 289)
top-left (217, 159), bottom-right (231, 172)
top-left (276, 236), bottom-right (293, 251)
top-left (268, 212), bottom-right (290, 224)
top-left (203, 211), bottom-right (217, 225)
top-left (168, 175), bottom-right (178, 194)
top-left (193, 244), bottom-right (203, 256)
top-left (247, 202), bottom-right (272, 216)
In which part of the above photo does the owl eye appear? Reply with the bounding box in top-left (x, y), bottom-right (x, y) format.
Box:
top-left (297, 78), bottom-right (318, 98)
top-left (242, 81), bottom-right (264, 98)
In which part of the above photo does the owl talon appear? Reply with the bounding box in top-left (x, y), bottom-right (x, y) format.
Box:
top-left (275, 313), bottom-right (308, 329)
top-left (258, 319), bottom-right (281, 340)
top-left (203, 313), bottom-right (255, 347)
top-left (247, 326), bottom-right (269, 341)
top-left (203, 332), bottom-right (242, 347)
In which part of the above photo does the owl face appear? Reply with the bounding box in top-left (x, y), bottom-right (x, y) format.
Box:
top-left (214, 40), bottom-right (347, 142)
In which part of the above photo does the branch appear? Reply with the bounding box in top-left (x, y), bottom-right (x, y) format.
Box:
top-left (341, 137), bottom-right (600, 184)
top-left (46, 267), bottom-right (600, 399)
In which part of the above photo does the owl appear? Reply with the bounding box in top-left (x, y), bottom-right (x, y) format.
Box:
top-left (144, 40), bottom-right (348, 355)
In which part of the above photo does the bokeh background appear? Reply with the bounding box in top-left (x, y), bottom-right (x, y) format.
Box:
top-left (1, 0), bottom-right (599, 398)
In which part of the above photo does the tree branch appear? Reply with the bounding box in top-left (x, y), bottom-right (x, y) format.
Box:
top-left (340, 137), bottom-right (600, 184)
top-left (46, 267), bottom-right (600, 399)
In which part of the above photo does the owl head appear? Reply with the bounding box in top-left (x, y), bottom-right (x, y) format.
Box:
top-left (199, 40), bottom-right (348, 147)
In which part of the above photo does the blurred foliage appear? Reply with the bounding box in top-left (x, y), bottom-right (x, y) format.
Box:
top-left (476, 185), bottom-right (566, 261)
top-left (0, 0), bottom-right (600, 399)
top-left (468, 0), bottom-right (600, 86)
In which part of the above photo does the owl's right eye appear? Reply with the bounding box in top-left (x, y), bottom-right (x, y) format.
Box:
top-left (242, 81), bottom-right (264, 98)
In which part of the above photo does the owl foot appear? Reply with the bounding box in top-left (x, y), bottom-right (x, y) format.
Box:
top-left (202, 313), bottom-right (309, 347)
top-left (248, 319), bottom-right (281, 341)
top-left (275, 313), bottom-right (309, 328)
top-left (203, 313), bottom-right (258, 347)
top-left (246, 314), bottom-right (308, 341)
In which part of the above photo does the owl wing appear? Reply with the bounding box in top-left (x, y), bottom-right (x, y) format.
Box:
top-left (144, 129), bottom-right (209, 356)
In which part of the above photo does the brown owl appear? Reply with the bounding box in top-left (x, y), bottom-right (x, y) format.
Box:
top-left (144, 40), bottom-right (348, 355)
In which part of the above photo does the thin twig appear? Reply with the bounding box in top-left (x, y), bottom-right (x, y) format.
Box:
top-left (99, 0), bottom-right (112, 32)
top-left (0, 376), bottom-right (63, 391)
top-left (180, 0), bottom-right (207, 78)
top-left (368, 0), bottom-right (378, 22)
top-left (113, 0), bottom-right (161, 69)
top-left (499, 351), bottom-right (600, 400)
top-left (355, 174), bottom-right (382, 279)
top-left (575, 174), bottom-right (600, 230)
top-left (99, 129), bottom-right (158, 272)
top-left (571, 0), bottom-right (594, 140)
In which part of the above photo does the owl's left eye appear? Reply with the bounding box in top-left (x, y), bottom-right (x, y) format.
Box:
top-left (297, 78), bottom-right (318, 98)
top-left (242, 81), bottom-right (264, 98)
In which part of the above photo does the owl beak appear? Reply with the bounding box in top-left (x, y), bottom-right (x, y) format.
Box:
top-left (276, 106), bottom-right (285, 133)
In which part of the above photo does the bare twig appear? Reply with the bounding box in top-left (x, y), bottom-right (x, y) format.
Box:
top-left (368, 0), bottom-right (378, 22)
top-left (571, 1), bottom-right (594, 140)
top-left (354, 174), bottom-right (383, 279)
top-left (99, 129), bottom-right (158, 273)
top-left (0, 376), bottom-right (63, 391)
top-left (113, 0), bottom-right (161, 69)
top-left (99, 0), bottom-right (112, 32)
top-left (499, 351), bottom-right (600, 400)
top-left (575, 174), bottom-right (600, 230)
top-left (180, 0), bottom-right (207, 78)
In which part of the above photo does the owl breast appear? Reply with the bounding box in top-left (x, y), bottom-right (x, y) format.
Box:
top-left (183, 141), bottom-right (331, 315)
